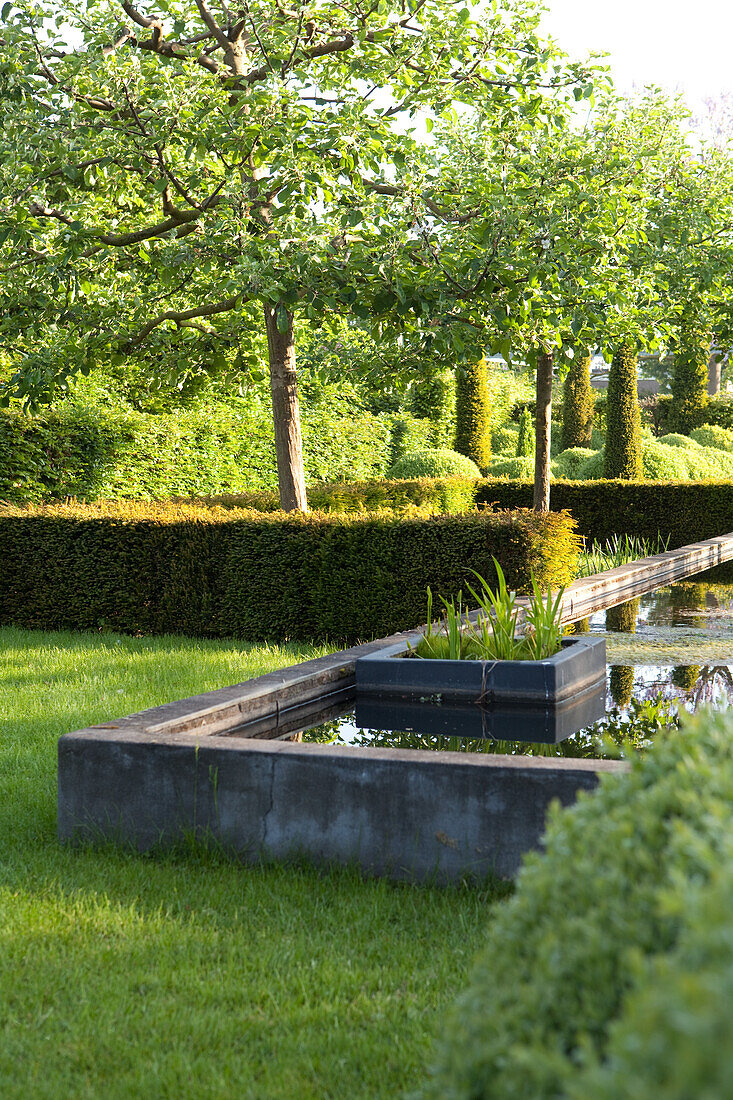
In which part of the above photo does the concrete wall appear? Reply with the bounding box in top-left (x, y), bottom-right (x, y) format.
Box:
top-left (58, 727), bottom-right (623, 882)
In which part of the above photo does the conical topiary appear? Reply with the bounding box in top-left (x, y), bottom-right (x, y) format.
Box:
top-left (604, 341), bottom-right (643, 479)
top-left (669, 319), bottom-right (710, 433)
top-left (516, 407), bottom-right (534, 457)
top-left (561, 350), bottom-right (594, 449)
top-left (454, 357), bottom-right (492, 470)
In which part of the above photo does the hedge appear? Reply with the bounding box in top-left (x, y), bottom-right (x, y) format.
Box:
top-left (422, 708), bottom-right (733, 1100)
top-left (197, 476), bottom-right (733, 547)
top-left (387, 448), bottom-right (481, 480)
top-left (0, 502), bottom-right (579, 642)
top-left (0, 396), bottom-right (393, 504)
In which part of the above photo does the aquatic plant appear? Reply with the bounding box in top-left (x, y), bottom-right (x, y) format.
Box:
top-left (413, 559), bottom-right (564, 661)
top-left (578, 532), bottom-right (670, 578)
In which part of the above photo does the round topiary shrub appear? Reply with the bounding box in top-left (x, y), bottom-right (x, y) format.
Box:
top-left (641, 440), bottom-right (691, 481)
top-left (422, 709), bottom-right (733, 1100)
top-left (577, 449), bottom-right (605, 479)
top-left (561, 350), bottom-right (594, 449)
top-left (454, 358), bottom-right (492, 468)
top-left (657, 432), bottom-right (700, 448)
top-left (690, 423), bottom-right (733, 452)
top-left (552, 447), bottom-right (598, 480)
top-left (683, 446), bottom-right (733, 479)
top-left (484, 455), bottom-right (534, 479)
top-left (387, 448), bottom-right (481, 480)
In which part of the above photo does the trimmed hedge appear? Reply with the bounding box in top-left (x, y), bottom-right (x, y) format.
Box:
top-left (0, 397), bottom-right (393, 504)
top-left (669, 320), bottom-right (710, 432)
top-left (561, 350), bottom-right (594, 449)
top-left (199, 477), bottom-right (480, 515)
top-left (0, 501), bottom-right (579, 642)
top-left (423, 708), bottom-right (733, 1100)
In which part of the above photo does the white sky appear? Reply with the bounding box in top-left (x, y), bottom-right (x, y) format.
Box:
top-left (541, 0), bottom-right (733, 109)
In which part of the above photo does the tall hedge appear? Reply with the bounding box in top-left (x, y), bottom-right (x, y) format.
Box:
top-left (669, 319), bottom-right (710, 433)
top-left (454, 359), bottom-right (492, 470)
top-left (604, 341), bottom-right (643, 479)
top-left (515, 407), bottom-right (534, 457)
top-left (410, 368), bottom-right (456, 447)
top-left (423, 709), bottom-right (733, 1099)
top-left (0, 396), bottom-right (393, 504)
top-left (561, 350), bottom-right (594, 449)
top-left (0, 502), bottom-right (579, 643)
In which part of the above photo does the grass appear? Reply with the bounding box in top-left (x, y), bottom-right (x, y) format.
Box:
top-left (578, 532), bottom-right (671, 578)
top-left (0, 626), bottom-right (505, 1099)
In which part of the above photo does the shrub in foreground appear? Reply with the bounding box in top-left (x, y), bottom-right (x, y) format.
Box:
top-left (387, 448), bottom-right (481, 480)
top-left (423, 709), bottom-right (733, 1100)
top-left (0, 501), bottom-right (578, 642)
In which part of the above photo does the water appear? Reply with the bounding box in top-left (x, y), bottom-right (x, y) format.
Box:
top-left (240, 582), bottom-right (733, 760)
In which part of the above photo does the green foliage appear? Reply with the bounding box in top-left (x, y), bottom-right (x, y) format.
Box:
top-left (604, 342), bottom-right (643, 479)
top-left (410, 370), bottom-right (455, 446)
top-left (198, 477), bottom-right (480, 516)
top-left (471, 479), bottom-right (733, 546)
top-left (454, 359), bottom-right (492, 470)
top-left (423, 709), bottom-right (733, 1100)
top-left (657, 432), bottom-right (699, 448)
top-left (561, 351), bottom-right (594, 449)
top-left (485, 455), bottom-right (535, 479)
top-left (490, 425), bottom-right (519, 455)
top-left (0, 502), bottom-right (579, 643)
top-left (669, 320), bottom-right (710, 432)
top-left (578, 450), bottom-right (605, 479)
top-left (515, 407), bottom-right (534, 457)
top-left (578, 532), bottom-right (670, 577)
top-left (690, 423), bottom-right (733, 451)
top-left (387, 449), bottom-right (481, 480)
top-left (0, 390), bottom-right (394, 504)
top-left (552, 447), bottom-right (597, 479)
top-left (485, 369), bottom-right (534, 431)
top-left (641, 439), bottom-right (692, 480)
top-left (387, 416), bottom-right (436, 467)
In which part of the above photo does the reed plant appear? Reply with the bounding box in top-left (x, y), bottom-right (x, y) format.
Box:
top-left (413, 559), bottom-right (564, 662)
top-left (578, 532), bottom-right (670, 578)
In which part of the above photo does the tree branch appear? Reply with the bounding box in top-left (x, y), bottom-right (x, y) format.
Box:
top-left (124, 294), bottom-right (243, 346)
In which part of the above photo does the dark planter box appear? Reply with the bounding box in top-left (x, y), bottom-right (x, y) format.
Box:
top-left (355, 635), bottom-right (606, 706)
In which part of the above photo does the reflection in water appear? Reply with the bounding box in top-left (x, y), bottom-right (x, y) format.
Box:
top-left (606, 599), bottom-right (640, 634)
top-left (610, 664), bottom-right (634, 707)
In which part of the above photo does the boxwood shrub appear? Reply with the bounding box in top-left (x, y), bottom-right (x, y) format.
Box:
top-left (387, 448), bottom-right (481, 479)
top-left (0, 501), bottom-right (579, 642)
top-left (423, 709), bottom-right (733, 1100)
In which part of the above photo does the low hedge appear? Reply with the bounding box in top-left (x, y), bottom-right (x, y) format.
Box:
top-left (423, 709), bottom-right (733, 1099)
top-left (0, 501), bottom-right (579, 642)
top-left (200, 477), bottom-right (481, 515)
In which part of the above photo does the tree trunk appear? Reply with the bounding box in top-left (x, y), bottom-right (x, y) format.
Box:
top-left (533, 351), bottom-right (553, 513)
top-left (264, 302), bottom-right (308, 512)
top-left (708, 350), bottom-right (721, 396)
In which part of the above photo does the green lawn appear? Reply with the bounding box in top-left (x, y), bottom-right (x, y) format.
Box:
top-left (0, 627), bottom-right (504, 1099)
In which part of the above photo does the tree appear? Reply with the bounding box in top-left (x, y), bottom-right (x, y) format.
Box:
top-left (0, 0), bottom-right (588, 511)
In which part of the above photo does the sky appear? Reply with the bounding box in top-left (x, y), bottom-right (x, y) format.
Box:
top-left (540, 0), bottom-right (733, 110)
